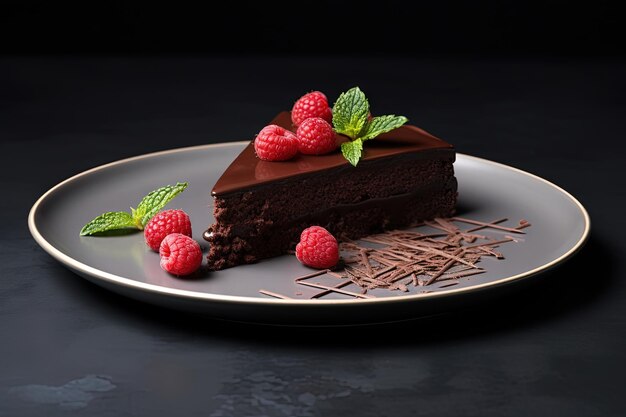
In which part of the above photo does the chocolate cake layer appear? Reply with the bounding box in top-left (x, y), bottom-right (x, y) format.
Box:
top-left (206, 112), bottom-right (457, 270)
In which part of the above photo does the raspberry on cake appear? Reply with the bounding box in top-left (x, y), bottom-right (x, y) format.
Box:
top-left (254, 124), bottom-right (299, 161)
top-left (205, 112), bottom-right (457, 270)
top-left (291, 91), bottom-right (333, 126)
top-left (296, 117), bottom-right (338, 155)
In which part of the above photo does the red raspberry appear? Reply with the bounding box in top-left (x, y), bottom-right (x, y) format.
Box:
top-left (254, 124), bottom-right (299, 161)
top-left (296, 117), bottom-right (338, 155)
top-left (291, 91), bottom-right (333, 126)
top-left (144, 209), bottom-right (192, 251)
top-left (159, 233), bottom-right (203, 276)
top-left (295, 226), bottom-right (339, 269)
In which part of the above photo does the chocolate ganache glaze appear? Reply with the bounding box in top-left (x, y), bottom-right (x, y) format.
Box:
top-left (211, 111), bottom-right (454, 196)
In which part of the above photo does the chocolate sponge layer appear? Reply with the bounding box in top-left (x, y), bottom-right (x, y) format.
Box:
top-left (206, 151), bottom-right (457, 270)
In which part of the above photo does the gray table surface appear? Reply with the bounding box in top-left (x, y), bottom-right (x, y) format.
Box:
top-left (1, 56), bottom-right (624, 416)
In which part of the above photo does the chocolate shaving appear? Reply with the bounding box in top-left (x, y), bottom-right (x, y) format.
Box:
top-left (298, 281), bottom-right (374, 299)
top-left (453, 217), bottom-right (527, 234)
top-left (310, 279), bottom-right (354, 299)
top-left (439, 269), bottom-right (486, 279)
top-left (258, 289), bottom-right (293, 299)
top-left (425, 248), bottom-right (465, 285)
top-left (360, 249), bottom-right (374, 277)
top-left (295, 269), bottom-right (330, 281)
top-left (466, 217), bottom-right (508, 233)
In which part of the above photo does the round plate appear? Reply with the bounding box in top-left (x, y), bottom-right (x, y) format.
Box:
top-left (29, 143), bottom-right (590, 325)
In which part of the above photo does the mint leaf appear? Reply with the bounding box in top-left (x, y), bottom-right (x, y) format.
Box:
top-left (341, 139), bottom-right (363, 167)
top-left (332, 87), bottom-right (370, 139)
top-left (80, 211), bottom-right (136, 236)
top-left (332, 87), bottom-right (408, 166)
top-left (132, 182), bottom-right (188, 228)
top-left (360, 115), bottom-right (408, 141)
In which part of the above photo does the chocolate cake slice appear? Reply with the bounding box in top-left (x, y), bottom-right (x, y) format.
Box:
top-left (205, 111), bottom-right (457, 270)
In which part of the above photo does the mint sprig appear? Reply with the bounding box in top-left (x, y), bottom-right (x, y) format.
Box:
top-left (80, 182), bottom-right (188, 236)
top-left (332, 87), bottom-right (408, 166)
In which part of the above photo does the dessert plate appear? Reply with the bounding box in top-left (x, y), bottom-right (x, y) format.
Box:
top-left (29, 142), bottom-right (590, 325)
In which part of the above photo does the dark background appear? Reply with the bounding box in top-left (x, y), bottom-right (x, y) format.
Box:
top-left (2, 2), bottom-right (626, 417)
top-left (1, 0), bottom-right (625, 56)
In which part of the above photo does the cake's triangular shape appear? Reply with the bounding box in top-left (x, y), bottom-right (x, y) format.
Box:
top-left (212, 112), bottom-right (453, 195)
top-left (206, 111), bottom-right (456, 270)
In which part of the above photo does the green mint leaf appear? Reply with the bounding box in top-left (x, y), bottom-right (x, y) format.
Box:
top-left (80, 211), bottom-right (137, 236)
top-left (341, 139), bottom-right (363, 167)
top-left (360, 115), bottom-right (408, 141)
top-left (132, 182), bottom-right (188, 228)
top-left (332, 87), bottom-right (370, 139)
top-left (333, 87), bottom-right (408, 166)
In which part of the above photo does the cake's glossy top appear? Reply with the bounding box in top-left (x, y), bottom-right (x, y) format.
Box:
top-left (212, 111), bottom-right (454, 195)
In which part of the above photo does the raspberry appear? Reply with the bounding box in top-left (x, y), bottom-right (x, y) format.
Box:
top-left (291, 91), bottom-right (333, 126)
top-left (296, 117), bottom-right (338, 155)
top-left (295, 226), bottom-right (339, 269)
top-left (254, 124), bottom-right (299, 161)
top-left (144, 209), bottom-right (192, 251)
top-left (159, 233), bottom-right (203, 276)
